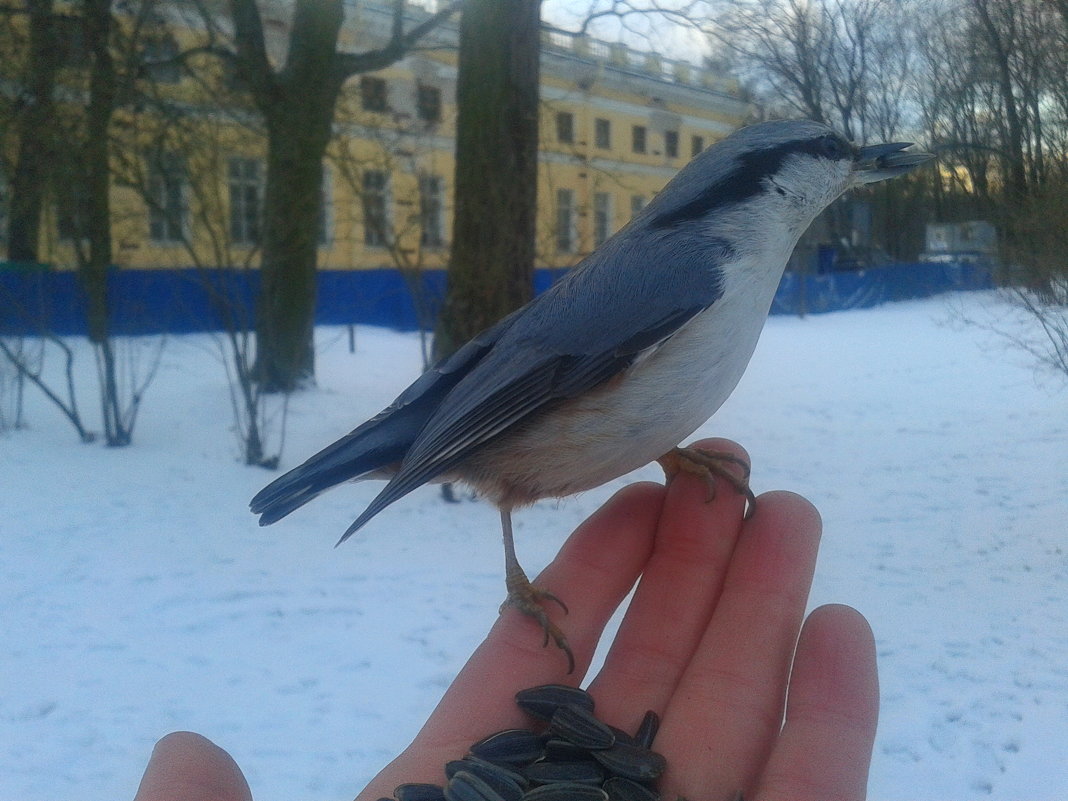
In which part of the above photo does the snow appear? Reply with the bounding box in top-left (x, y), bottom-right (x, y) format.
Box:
top-left (2, 291), bottom-right (1066, 800)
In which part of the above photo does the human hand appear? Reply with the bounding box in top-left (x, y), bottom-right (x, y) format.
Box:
top-left (134, 438), bottom-right (878, 801)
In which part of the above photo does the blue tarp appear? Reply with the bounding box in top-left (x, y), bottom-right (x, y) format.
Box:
top-left (1, 261), bottom-right (992, 337)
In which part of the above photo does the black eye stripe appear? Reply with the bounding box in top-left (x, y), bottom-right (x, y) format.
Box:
top-left (649, 134), bottom-right (850, 229)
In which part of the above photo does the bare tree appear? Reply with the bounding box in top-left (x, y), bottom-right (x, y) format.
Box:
top-left (710, 0), bottom-right (909, 141)
top-left (3, 0), bottom-right (60, 263)
top-left (111, 59), bottom-right (290, 467)
top-left (188, 0), bottom-right (460, 392)
top-left (433, 0), bottom-right (542, 360)
top-left (328, 101), bottom-right (451, 367)
top-left (970, 0), bottom-right (1029, 200)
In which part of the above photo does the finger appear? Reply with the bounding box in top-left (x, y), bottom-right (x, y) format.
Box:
top-left (133, 731), bottom-right (251, 801)
top-left (354, 481), bottom-right (666, 800)
top-left (756, 605), bottom-right (879, 801)
top-left (656, 491), bottom-right (822, 801)
top-left (588, 438), bottom-right (749, 734)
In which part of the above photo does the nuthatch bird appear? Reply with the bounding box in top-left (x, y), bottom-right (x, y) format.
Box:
top-left (251, 119), bottom-right (932, 671)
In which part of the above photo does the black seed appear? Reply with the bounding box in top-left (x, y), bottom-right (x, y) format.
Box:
top-left (522, 759), bottom-right (606, 786)
top-left (515, 684), bottom-right (595, 722)
top-left (395, 783), bottom-right (447, 801)
top-left (445, 758), bottom-right (526, 801)
top-left (604, 776), bottom-right (660, 801)
top-left (590, 742), bottom-right (667, 781)
top-left (634, 711), bottom-right (660, 750)
top-left (543, 738), bottom-right (590, 761)
top-left (470, 729), bottom-right (545, 766)
top-left (520, 783), bottom-right (609, 800)
top-left (548, 705), bottom-right (615, 750)
top-left (607, 724), bottom-right (638, 747)
top-left (445, 771), bottom-right (507, 801)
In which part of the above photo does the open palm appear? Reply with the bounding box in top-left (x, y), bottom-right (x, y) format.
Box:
top-left (134, 438), bottom-right (878, 801)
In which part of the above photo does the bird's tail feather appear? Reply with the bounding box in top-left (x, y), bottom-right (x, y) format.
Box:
top-left (249, 411), bottom-right (414, 526)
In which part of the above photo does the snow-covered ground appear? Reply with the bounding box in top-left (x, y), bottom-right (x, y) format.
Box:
top-left (2, 292), bottom-right (1066, 800)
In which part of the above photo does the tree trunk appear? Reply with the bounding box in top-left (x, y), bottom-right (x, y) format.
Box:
top-left (82, 0), bottom-right (115, 345)
top-left (226, 0), bottom-right (458, 391)
top-left (6, 0), bottom-right (59, 262)
top-left (81, 0), bottom-right (129, 446)
top-left (255, 104), bottom-right (335, 391)
top-left (972, 0), bottom-right (1027, 199)
top-left (434, 0), bottom-right (542, 360)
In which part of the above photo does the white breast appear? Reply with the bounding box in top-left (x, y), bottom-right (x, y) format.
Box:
top-left (460, 252), bottom-right (784, 508)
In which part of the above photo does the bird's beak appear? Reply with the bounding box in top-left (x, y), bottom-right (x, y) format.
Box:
top-left (852, 142), bottom-right (934, 184)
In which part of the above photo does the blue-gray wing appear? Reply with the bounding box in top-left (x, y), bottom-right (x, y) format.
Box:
top-left (340, 231), bottom-right (729, 539)
top-left (250, 310), bottom-right (523, 525)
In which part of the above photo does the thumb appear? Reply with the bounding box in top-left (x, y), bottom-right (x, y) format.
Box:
top-left (133, 731), bottom-right (252, 801)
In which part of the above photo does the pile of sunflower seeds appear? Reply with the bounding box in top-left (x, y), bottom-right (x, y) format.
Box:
top-left (376, 684), bottom-right (667, 801)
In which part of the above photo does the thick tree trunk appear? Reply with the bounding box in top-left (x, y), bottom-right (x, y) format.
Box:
top-left (82, 0), bottom-right (116, 346)
top-left (434, 0), bottom-right (542, 360)
top-left (227, 0), bottom-right (458, 391)
top-left (255, 108), bottom-right (333, 391)
top-left (6, 0), bottom-right (59, 262)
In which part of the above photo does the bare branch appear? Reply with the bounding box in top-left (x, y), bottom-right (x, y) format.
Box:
top-left (334, 0), bottom-right (462, 79)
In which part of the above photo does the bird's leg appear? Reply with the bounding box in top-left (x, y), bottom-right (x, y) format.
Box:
top-left (658, 446), bottom-right (757, 517)
top-left (498, 507), bottom-right (576, 674)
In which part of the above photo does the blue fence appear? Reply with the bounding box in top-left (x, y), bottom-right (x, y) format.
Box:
top-left (1, 261), bottom-right (991, 337)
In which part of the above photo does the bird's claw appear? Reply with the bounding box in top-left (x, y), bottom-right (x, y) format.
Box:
top-left (659, 446), bottom-right (757, 518)
top-left (501, 579), bottom-right (575, 674)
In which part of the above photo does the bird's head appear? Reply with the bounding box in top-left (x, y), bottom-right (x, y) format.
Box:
top-left (644, 119), bottom-right (933, 235)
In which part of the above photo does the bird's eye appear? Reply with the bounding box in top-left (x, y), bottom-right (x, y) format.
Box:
top-left (818, 135), bottom-right (850, 160)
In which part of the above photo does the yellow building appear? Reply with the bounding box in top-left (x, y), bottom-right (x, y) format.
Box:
top-left (1, 1), bottom-right (750, 279)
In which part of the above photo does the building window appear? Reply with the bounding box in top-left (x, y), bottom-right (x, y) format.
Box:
top-left (632, 125), bottom-right (647, 154)
top-left (630, 194), bottom-right (646, 219)
top-left (593, 192), bottom-right (612, 247)
top-left (664, 130), bottom-right (679, 158)
top-left (362, 169), bottom-right (390, 247)
top-left (417, 83), bottom-right (441, 123)
top-left (360, 76), bottom-right (388, 112)
top-left (142, 34), bottom-right (181, 84)
top-left (556, 188), bottom-right (575, 253)
top-left (556, 111), bottom-right (574, 144)
top-left (595, 118), bottom-right (611, 150)
top-left (318, 165), bottom-right (332, 246)
top-left (148, 152), bottom-right (187, 243)
top-left (228, 157), bottom-right (262, 245)
top-left (419, 174), bottom-right (445, 248)
top-left (691, 135), bottom-right (705, 158)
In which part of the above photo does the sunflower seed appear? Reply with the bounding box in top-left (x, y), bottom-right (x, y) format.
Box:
top-left (394, 783), bottom-right (447, 801)
top-left (520, 783), bottom-right (609, 801)
top-left (542, 737), bottom-right (590, 761)
top-left (522, 759), bottom-right (606, 786)
top-left (469, 729), bottom-right (545, 766)
top-left (607, 724), bottom-right (638, 747)
top-left (445, 757), bottom-right (526, 801)
top-left (515, 684), bottom-right (595, 722)
top-left (603, 776), bottom-right (660, 801)
top-left (444, 771), bottom-right (510, 801)
top-left (590, 742), bottom-right (667, 781)
top-left (548, 704), bottom-right (615, 750)
top-left (634, 711), bottom-right (659, 750)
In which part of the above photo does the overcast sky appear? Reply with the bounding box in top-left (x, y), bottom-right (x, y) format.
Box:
top-left (540, 0), bottom-right (714, 64)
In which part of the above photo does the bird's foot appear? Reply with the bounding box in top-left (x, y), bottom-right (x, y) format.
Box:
top-left (659, 445), bottom-right (757, 517)
top-left (501, 569), bottom-right (575, 674)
